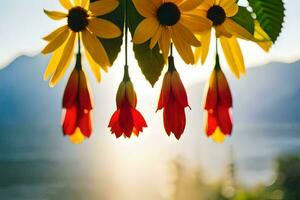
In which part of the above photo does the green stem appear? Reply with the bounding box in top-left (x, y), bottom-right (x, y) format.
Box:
top-left (75, 34), bottom-right (82, 71)
top-left (215, 38), bottom-right (220, 71)
top-left (123, 0), bottom-right (130, 81)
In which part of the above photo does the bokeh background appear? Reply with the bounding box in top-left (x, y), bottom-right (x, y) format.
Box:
top-left (1, 0), bottom-right (300, 200)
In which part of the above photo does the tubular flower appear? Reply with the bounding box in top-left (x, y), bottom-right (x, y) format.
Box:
top-left (42, 0), bottom-right (121, 86)
top-left (193, 0), bottom-right (265, 78)
top-left (157, 56), bottom-right (190, 139)
top-left (204, 55), bottom-right (232, 143)
top-left (108, 71), bottom-right (147, 138)
top-left (132, 0), bottom-right (212, 64)
top-left (62, 54), bottom-right (93, 144)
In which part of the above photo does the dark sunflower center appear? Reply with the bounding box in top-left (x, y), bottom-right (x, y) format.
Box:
top-left (157, 3), bottom-right (181, 26)
top-left (207, 5), bottom-right (226, 26)
top-left (68, 7), bottom-right (89, 32)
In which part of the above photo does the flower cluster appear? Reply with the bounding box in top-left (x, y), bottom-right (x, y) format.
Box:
top-left (62, 53), bottom-right (93, 144)
top-left (41, 0), bottom-right (275, 144)
top-left (109, 66), bottom-right (147, 138)
top-left (204, 55), bottom-right (232, 143)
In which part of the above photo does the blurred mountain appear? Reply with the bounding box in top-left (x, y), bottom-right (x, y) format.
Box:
top-left (188, 60), bottom-right (300, 125)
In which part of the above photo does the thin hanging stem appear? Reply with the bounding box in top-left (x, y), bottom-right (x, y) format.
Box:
top-left (215, 38), bottom-right (220, 70)
top-left (168, 43), bottom-right (176, 72)
top-left (123, 0), bottom-right (130, 81)
top-left (75, 34), bottom-right (82, 70)
top-left (78, 34), bottom-right (81, 55)
top-left (125, 0), bottom-right (128, 66)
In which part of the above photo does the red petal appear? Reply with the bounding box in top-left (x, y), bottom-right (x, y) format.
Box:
top-left (78, 110), bottom-right (92, 137)
top-left (173, 102), bottom-right (186, 140)
top-left (119, 101), bottom-right (134, 138)
top-left (163, 95), bottom-right (186, 139)
top-left (217, 106), bottom-right (233, 135)
top-left (108, 109), bottom-right (120, 127)
top-left (204, 70), bottom-right (218, 110)
top-left (63, 69), bottom-right (79, 108)
top-left (157, 72), bottom-right (172, 111)
top-left (79, 70), bottom-right (92, 110)
top-left (62, 105), bottom-right (77, 136)
top-left (111, 123), bottom-right (123, 138)
top-left (108, 110), bottom-right (123, 138)
top-left (205, 110), bottom-right (218, 136)
top-left (132, 108), bottom-right (147, 134)
top-left (171, 71), bottom-right (189, 108)
top-left (217, 69), bottom-right (232, 107)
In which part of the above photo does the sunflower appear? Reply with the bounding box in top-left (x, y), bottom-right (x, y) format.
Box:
top-left (193, 0), bottom-right (263, 78)
top-left (132, 0), bottom-right (212, 64)
top-left (42, 0), bottom-right (121, 86)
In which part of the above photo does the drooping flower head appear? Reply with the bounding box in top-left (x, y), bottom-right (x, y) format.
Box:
top-left (204, 54), bottom-right (232, 143)
top-left (108, 66), bottom-right (147, 138)
top-left (132, 0), bottom-right (212, 64)
top-left (62, 53), bottom-right (93, 144)
top-left (193, 0), bottom-right (263, 78)
top-left (42, 0), bottom-right (121, 86)
top-left (157, 56), bottom-right (190, 139)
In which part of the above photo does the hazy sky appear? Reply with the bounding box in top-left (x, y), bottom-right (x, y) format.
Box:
top-left (0, 0), bottom-right (299, 84)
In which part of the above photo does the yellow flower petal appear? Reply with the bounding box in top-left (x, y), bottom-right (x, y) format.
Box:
top-left (199, 0), bottom-right (214, 10)
top-left (223, 2), bottom-right (238, 17)
top-left (178, 0), bottom-right (204, 11)
top-left (223, 18), bottom-right (255, 41)
top-left (42, 28), bottom-right (70, 54)
top-left (220, 36), bottom-right (245, 78)
top-left (50, 32), bottom-right (76, 87)
top-left (133, 18), bottom-right (159, 44)
top-left (43, 25), bottom-right (68, 41)
top-left (44, 9), bottom-right (67, 20)
top-left (175, 23), bottom-right (201, 47)
top-left (158, 27), bottom-right (171, 61)
top-left (44, 42), bottom-right (66, 80)
top-left (195, 30), bottom-right (211, 64)
top-left (215, 24), bottom-right (231, 38)
top-left (171, 26), bottom-right (195, 64)
top-left (211, 128), bottom-right (226, 143)
top-left (89, 0), bottom-right (119, 17)
top-left (81, 0), bottom-right (89, 9)
top-left (69, 128), bottom-right (86, 144)
top-left (254, 20), bottom-right (273, 52)
top-left (88, 18), bottom-right (121, 39)
top-left (180, 14), bottom-right (212, 34)
top-left (82, 30), bottom-right (110, 69)
top-left (84, 48), bottom-right (102, 82)
top-left (132, 0), bottom-right (157, 18)
top-left (214, 0), bottom-right (221, 5)
top-left (150, 25), bottom-right (162, 49)
top-left (59, 0), bottom-right (73, 10)
top-left (74, 0), bottom-right (81, 6)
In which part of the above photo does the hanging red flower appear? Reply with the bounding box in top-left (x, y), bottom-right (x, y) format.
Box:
top-left (62, 54), bottom-right (93, 144)
top-left (109, 66), bottom-right (147, 138)
top-left (157, 56), bottom-right (190, 139)
top-left (204, 55), bottom-right (233, 143)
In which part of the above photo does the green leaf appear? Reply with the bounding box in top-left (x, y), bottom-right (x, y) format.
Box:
top-left (91, 0), bottom-right (124, 65)
top-left (231, 6), bottom-right (255, 34)
top-left (248, 0), bottom-right (285, 42)
top-left (127, 0), bottom-right (165, 87)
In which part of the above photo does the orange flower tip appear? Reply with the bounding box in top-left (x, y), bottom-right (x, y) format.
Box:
top-left (69, 129), bottom-right (86, 145)
top-left (210, 128), bottom-right (227, 143)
